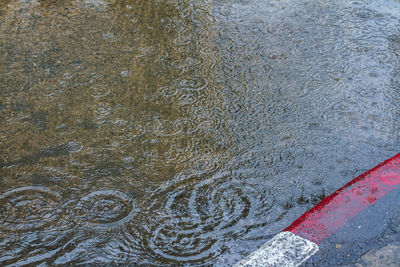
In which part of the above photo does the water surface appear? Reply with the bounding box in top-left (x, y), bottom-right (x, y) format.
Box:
top-left (1, 0), bottom-right (400, 265)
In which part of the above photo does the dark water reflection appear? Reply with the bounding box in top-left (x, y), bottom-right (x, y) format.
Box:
top-left (0, 0), bottom-right (399, 265)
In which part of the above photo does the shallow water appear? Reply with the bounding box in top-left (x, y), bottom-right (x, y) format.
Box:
top-left (0, 0), bottom-right (399, 265)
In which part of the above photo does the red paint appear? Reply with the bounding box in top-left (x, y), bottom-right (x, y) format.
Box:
top-left (285, 153), bottom-right (400, 244)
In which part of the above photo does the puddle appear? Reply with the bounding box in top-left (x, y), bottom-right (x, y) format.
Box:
top-left (0, 0), bottom-right (399, 265)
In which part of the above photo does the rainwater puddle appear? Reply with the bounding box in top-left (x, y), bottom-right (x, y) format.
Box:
top-left (0, 0), bottom-right (399, 265)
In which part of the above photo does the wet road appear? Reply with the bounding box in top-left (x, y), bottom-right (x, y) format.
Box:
top-left (0, 0), bottom-right (399, 265)
top-left (306, 185), bottom-right (400, 266)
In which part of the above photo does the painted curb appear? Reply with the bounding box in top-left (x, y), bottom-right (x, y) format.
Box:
top-left (236, 153), bottom-right (400, 266)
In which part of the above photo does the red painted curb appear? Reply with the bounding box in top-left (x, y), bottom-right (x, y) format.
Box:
top-left (284, 153), bottom-right (400, 244)
top-left (236, 154), bottom-right (400, 266)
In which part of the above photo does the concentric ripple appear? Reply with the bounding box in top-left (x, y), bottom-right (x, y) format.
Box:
top-left (148, 217), bottom-right (223, 263)
top-left (147, 171), bottom-right (279, 263)
top-left (177, 76), bottom-right (208, 92)
top-left (71, 190), bottom-right (136, 229)
top-left (0, 187), bottom-right (62, 232)
top-left (88, 84), bottom-right (111, 98)
top-left (66, 141), bottom-right (83, 153)
top-left (188, 177), bottom-right (252, 231)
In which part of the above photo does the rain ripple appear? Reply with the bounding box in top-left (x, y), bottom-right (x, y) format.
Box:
top-left (148, 217), bottom-right (223, 263)
top-left (0, 187), bottom-right (62, 232)
top-left (177, 76), bottom-right (208, 92)
top-left (0, 188), bottom-right (139, 265)
top-left (88, 84), bottom-right (111, 98)
top-left (146, 171), bottom-right (280, 263)
top-left (68, 190), bottom-right (137, 229)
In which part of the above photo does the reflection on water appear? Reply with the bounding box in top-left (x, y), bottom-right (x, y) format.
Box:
top-left (0, 0), bottom-right (399, 265)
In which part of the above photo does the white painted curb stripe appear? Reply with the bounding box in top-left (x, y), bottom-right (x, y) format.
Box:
top-left (235, 231), bottom-right (319, 267)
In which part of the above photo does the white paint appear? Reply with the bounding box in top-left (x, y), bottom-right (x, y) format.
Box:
top-left (235, 231), bottom-right (319, 267)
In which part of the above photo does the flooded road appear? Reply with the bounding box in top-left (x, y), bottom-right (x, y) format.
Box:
top-left (0, 0), bottom-right (399, 265)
